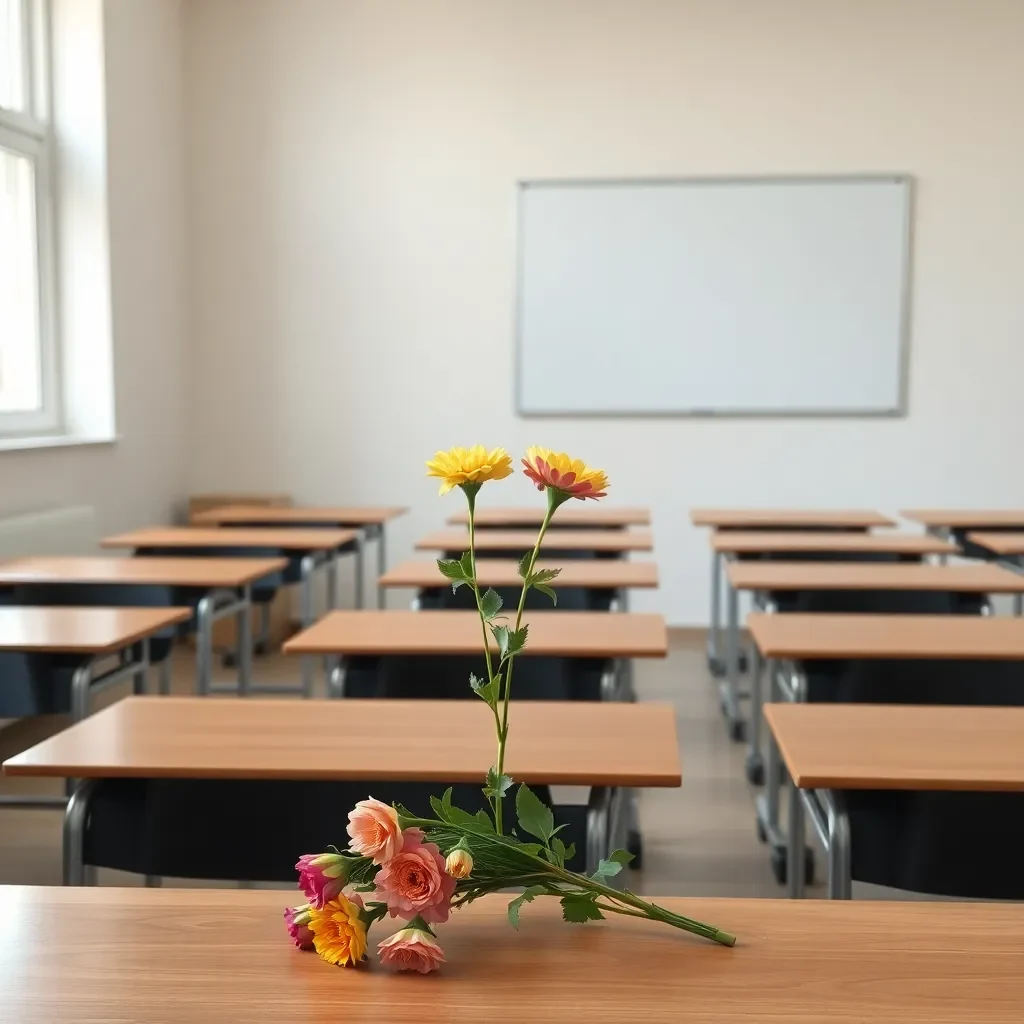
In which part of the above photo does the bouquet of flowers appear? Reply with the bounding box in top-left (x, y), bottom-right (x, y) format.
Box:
top-left (284, 446), bottom-right (736, 972)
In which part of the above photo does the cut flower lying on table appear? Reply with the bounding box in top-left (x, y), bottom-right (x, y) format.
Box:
top-left (284, 446), bottom-right (736, 972)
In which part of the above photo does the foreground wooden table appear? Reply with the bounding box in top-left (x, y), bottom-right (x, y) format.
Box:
top-left (190, 505), bottom-right (408, 608)
top-left (415, 528), bottom-right (654, 554)
top-left (449, 506), bottom-right (651, 527)
top-left (3, 887), bottom-right (1022, 1024)
top-left (765, 703), bottom-right (1024, 900)
top-left (283, 609), bottom-right (668, 660)
top-left (0, 557), bottom-right (286, 696)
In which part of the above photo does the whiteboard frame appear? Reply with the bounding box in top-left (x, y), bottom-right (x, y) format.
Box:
top-left (514, 173), bottom-right (915, 419)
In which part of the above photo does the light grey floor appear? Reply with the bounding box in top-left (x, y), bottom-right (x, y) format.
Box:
top-left (0, 631), bottom-right (806, 895)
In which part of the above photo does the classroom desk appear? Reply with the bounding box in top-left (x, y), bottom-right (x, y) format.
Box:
top-left (0, 606), bottom-right (190, 811)
top-left (2, 695), bottom-right (680, 880)
top-left (747, 613), bottom-right (1024, 888)
top-left (4, 888), bottom-right (1023, 1024)
top-left (728, 562), bottom-right (1024, 792)
top-left (0, 557), bottom-right (286, 697)
top-left (190, 505), bottom-right (408, 609)
top-left (415, 528), bottom-right (654, 558)
top-left (966, 533), bottom-right (1024, 615)
top-left (765, 703), bottom-right (1024, 900)
top-left (690, 508), bottom-right (895, 680)
top-left (379, 559), bottom-right (658, 612)
top-left (448, 506), bottom-right (651, 528)
top-left (102, 527), bottom-right (359, 695)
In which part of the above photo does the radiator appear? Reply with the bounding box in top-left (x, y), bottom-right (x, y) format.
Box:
top-left (0, 505), bottom-right (98, 559)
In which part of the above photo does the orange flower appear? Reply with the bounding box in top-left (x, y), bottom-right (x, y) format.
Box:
top-left (308, 893), bottom-right (368, 967)
top-left (522, 447), bottom-right (609, 500)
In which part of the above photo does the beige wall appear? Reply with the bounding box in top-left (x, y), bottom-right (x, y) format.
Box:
top-left (183, 0), bottom-right (1024, 623)
top-left (0, 0), bottom-right (189, 533)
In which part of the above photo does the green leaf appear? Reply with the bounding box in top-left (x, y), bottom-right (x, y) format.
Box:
top-left (490, 624), bottom-right (510, 659)
top-left (513, 842), bottom-right (545, 857)
top-left (507, 885), bottom-right (546, 929)
top-left (437, 557), bottom-right (470, 592)
top-left (528, 567), bottom-right (561, 586)
top-left (589, 849), bottom-right (633, 881)
top-left (484, 766), bottom-right (514, 801)
top-left (517, 551), bottom-right (533, 580)
top-left (550, 836), bottom-right (568, 868)
top-left (459, 550), bottom-right (475, 578)
top-left (469, 672), bottom-right (499, 708)
top-left (607, 849), bottom-right (635, 868)
top-left (560, 894), bottom-right (605, 924)
top-left (429, 794), bottom-right (450, 822)
top-left (502, 625), bottom-right (529, 661)
top-left (534, 582), bottom-right (557, 606)
top-left (480, 588), bottom-right (503, 621)
top-left (561, 840), bottom-right (576, 865)
top-left (473, 809), bottom-right (496, 831)
top-left (515, 783), bottom-right (554, 845)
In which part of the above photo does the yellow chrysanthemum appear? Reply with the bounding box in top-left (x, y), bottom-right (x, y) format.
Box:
top-left (522, 447), bottom-right (609, 501)
top-left (425, 446), bottom-right (514, 496)
top-left (308, 894), bottom-right (368, 968)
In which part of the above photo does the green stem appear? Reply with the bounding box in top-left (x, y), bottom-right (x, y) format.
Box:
top-left (463, 487), bottom-right (505, 831)
top-left (495, 489), bottom-right (562, 796)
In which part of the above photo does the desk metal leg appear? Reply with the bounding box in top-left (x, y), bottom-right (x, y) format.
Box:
top-left (377, 524), bottom-right (387, 609)
top-left (1015, 594), bottom-right (1023, 617)
top-left (70, 664), bottom-right (92, 723)
top-left (63, 780), bottom-right (96, 886)
top-left (158, 655), bottom-right (172, 696)
top-left (585, 786), bottom-right (611, 876)
top-left (196, 595), bottom-right (214, 696)
top-left (823, 789), bottom-right (852, 899)
top-left (326, 552), bottom-right (340, 611)
top-left (132, 639), bottom-right (150, 696)
top-left (787, 772), bottom-right (806, 899)
top-left (706, 549), bottom-right (724, 676)
top-left (237, 585), bottom-right (253, 697)
top-left (300, 554), bottom-right (316, 698)
top-left (745, 642), bottom-right (764, 784)
top-left (719, 569), bottom-right (745, 741)
top-left (354, 532), bottom-right (366, 609)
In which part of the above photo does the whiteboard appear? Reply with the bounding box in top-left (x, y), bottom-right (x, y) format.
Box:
top-left (515, 176), bottom-right (912, 416)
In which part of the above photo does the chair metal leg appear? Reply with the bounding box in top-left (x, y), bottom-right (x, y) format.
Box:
top-left (63, 780), bottom-right (96, 886)
top-left (787, 774), bottom-right (806, 899)
top-left (824, 789), bottom-right (852, 899)
top-left (195, 595), bottom-right (214, 696)
top-left (585, 787), bottom-right (610, 876)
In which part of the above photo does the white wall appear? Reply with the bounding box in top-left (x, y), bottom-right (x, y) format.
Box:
top-left (183, 0), bottom-right (1024, 623)
top-left (0, 0), bottom-right (189, 533)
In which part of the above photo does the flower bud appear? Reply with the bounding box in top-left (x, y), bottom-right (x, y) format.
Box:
top-left (445, 847), bottom-right (474, 879)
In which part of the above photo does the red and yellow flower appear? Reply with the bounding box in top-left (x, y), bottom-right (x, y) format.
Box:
top-left (522, 447), bottom-right (609, 501)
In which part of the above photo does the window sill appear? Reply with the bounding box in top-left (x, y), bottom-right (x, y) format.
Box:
top-left (0, 433), bottom-right (118, 453)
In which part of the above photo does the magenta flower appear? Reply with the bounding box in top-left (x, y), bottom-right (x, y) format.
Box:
top-left (295, 852), bottom-right (348, 908)
top-left (283, 903), bottom-right (314, 950)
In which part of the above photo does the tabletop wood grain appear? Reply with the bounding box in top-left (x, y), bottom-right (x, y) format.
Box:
top-left (2, 887), bottom-right (1022, 1024)
top-left (966, 532), bottom-right (1024, 556)
top-left (690, 508), bottom-right (894, 528)
top-left (728, 561), bottom-right (1024, 593)
top-left (1, 696), bottom-right (681, 786)
top-left (191, 505), bottom-right (407, 526)
top-left (0, 556), bottom-right (288, 588)
top-left (448, 506), bottom-right (651, 527)
top-left (283, 610), bottom-right (668, 658)
top-left (0, 606), bottom-right (191, 654)
top-left (747, 613), bottom-right (1024, 660)
top-left (902, 509), bottom-right (1024, 529)
top-left (102, 526), bottom-right (359, 551)
top-left (765, 703), bottom-right (1024, 791)
top-left (379, 559), bottom-right (659, 589)
top-left (415, 528), bottom-right (654, 552)
top-left (711, 531), bottom-right (955, 555)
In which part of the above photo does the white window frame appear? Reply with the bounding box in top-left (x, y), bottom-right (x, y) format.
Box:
top-left (0, 0), bottom-right (59, 437)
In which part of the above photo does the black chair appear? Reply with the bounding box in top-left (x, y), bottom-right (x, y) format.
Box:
top-left (802, 657), bottom-right (1024, 899)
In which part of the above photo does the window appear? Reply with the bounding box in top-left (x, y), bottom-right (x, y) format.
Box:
top-left (0, 0), bottom-right (57, 436)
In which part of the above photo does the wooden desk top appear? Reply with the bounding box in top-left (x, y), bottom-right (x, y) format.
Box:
top-left (0, 556), bottom-right (287, 588)
top-left (379, 559), bottom-right (659, 590)
top-left (967, 532), bottom-right (1024, 556)
top-left (902, 509), bottom-right (1024, 529)
top-left (283, 610), bottom-right (668, 658)
top-left (192, 505), bottom-right (407, 526)
top-left (712, 531), bottom-right (955, 555)
top-left (2, 696), bottom-right (681, 787)
top-left (448, 506), bottom-right (651, 527)
top-left (0, 606), bottom-right (191, 654)
top-left (748, 613), bottom-right (1024, 661)
top-left (415, 528), bottom-right (654, 552)
top-left (765, 703), bottom-right (1024, 792)
top-left (690, 508), bottom-right (894, 528)
top-left (728, 561), bottom-right (1024, 593)
top-left (102, 526), bottom-right (359, 552)
top-left (3, 888), bottom-right (1023, 1024)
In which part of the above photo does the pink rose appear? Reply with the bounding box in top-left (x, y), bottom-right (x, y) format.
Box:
top-left (283, 903), bottom-right (314, 950)
top-left (373, 828), bottom-right (456, 925)
top-left (295, 852), bottom-right (347, 908)
top-left (377, 925), bottom-right (446, 974)
top-left (347, 796), bottom-right (404, 865)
